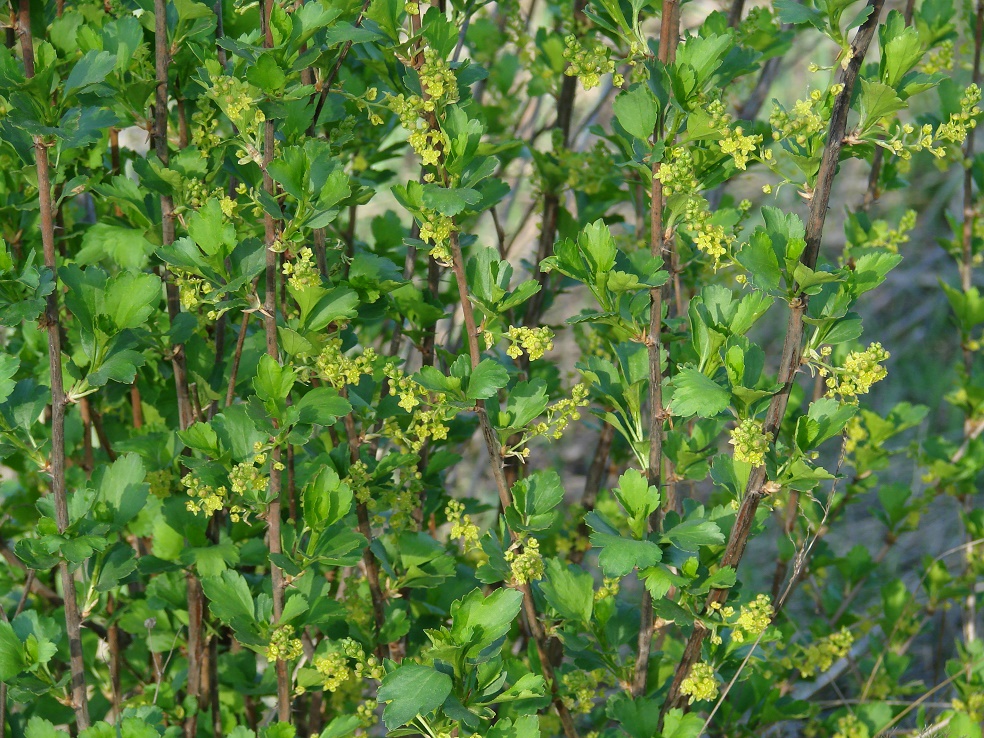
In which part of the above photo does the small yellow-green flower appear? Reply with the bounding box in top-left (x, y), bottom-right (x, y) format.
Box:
top-left (266, 625), bottom-right (303, 662)
top-left (680, 661), bottom-right (719, 704)
top-left (730, 418), bottom-right (770, 466)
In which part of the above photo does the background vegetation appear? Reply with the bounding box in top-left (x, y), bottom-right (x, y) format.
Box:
top-left (0, 0), bottom-right (983, 736)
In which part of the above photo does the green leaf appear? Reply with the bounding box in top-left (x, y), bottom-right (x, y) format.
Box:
top-left (96, 453), bottom-right (148, 530)
top-left (88, 349), bottom-right (146, 388)
top-left (0, 620), bottom-right (26, 680)
top-left (613, 468), bottom-right (659, 538)
top-left (880, 16), bottom-right (925, 88)
top-left (794, 398), bottom-right (857, 451)
top-left (179, 421), bottom-right (220, 455)
top-left (509, 470), bottom-right (564, 530)
top-left (586, 513), bottom-right (663, 577)
top-left (64, 50), bottom-right (115, 95)
top-left (105, 272), bottom-right (162, 330)
top-left (613, 83), bottom-right (658, 140)
top-left (25, 718), bottom-right (70, 738)
top-left (188, 199), bottom-right (237, 258)
top-left (608, 694), bottom-right (660, 738)
top-left (95, 543), bottom-right (138, 591)
top-left (253, 355), bottom-right (296, 405)
top-left (858, 79), bottom-right (905, 134)
top-left (295, 387), bottom-right (351, 426)
top-left (378, 664), bottom-right (453, 730)
top-left (485, 716), bottom-right (540, 738)
top-left (246, 53), bottom-right (286, 94)
top-left (302, 468), bottom-right (353, 531)
top-left (202, 570), bottom-right (257, 627)
top-left (77, 224), bottom-right (157, 270)
top-left (450, 587), bottom-right (523, 659)
top-left (299, 286), bottom-right (359, 332)
top-left (540, 558), bottom-right (593, 623)
top-left (668, 368), bottom-right (731, 418)
top-left (421, 185), bottom-right (481, 216)
top-left (737, 229), bottom-right (782, 292)
top-left (465, 359), bottom-right (509, 400)
top-left (0, 354), bottom-right (18, 404)
top-left (661, 518), bottom-right (725, 552)
top-left (499, 379), bottom-right (550, 431)
top-left (663, 708), bottom-right (706, 738)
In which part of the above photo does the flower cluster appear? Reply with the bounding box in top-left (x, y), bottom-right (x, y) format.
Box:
top-left (935, 84), bottom-right (981, 146)
top-left (191, 105), bottom-right (221, 154)
top-left (230, 459), bottom-right (270, 504)
top-left (371, 473), bottom-right (422, 531)
top-left (355, 700), bottom-right (378, 728)
top-left (657, 147), bottom-right (699, 196)
top-left (206, 75), bottom-right (265, 165)
top-left (560, 140), bottom-right (617, 195)
top-left (419, 48), bottom-right (458, 103)
top-left (795, 627), bottom-right (854, 678)
top-left (512, 383), bottom-right (590, 457)
top-left (506, 326), bottom-right (555, 361)
top-left (316, 338), bottom-right (378, 388)
top-left (732, 594), bottom-right (773, 643)
top-left (183, 473), bottom-right (227, 518)
top-left (730, 418), bottom-right (770, 466)
top-left (346, 460), bottom-right (372, 505)
top-left (446, 500), bottom-right (480, 550)
top-left (594, 577), bottom-right (620, 601)
top-left (770, 87), bottom-right (842, 146)
top-left (561, 669), bottom-right (604, 714)
top-left (704, 97), bottom-right (733, 128)
top-left (953, 692), bottom-right (984, 722)
top-left (922, 39), bottom-right (953, 74)
top-left (843, 415), bottom-right (868, 454)
top-left (146, 469), bottom-right (173, 498)
top-left (313, 650), bottom-right (351, 692)
top-left (685, 197), bottom-right (735, 267)
top-left (181, 178), bottom-right (226, 211)
top-left (283, 247), bottom-right (321, 291)
top-left (563, 34), bottom-right (618, 90)
top-left (832, 713), bottom-right (867, 738)
top-left (381, 367), bottom-right (454, 454)
top-left (848, 209), bottom-right (917, 255)
top-left (342, 638), bottom-right (386, 681)
top-left (387, 48), bottom-right (457, 168)
top-left (418, 210), bottom-right (455, 265)
top-left (505, 536), bottom-right (544, 584)
top-left (680, 661), bottom-right (719, 704)
top-left (265, 625), bottom-right (303, 662)
top-left (707, 600), bottom-right (735, 645)
top-left (823, 343), bottom-right (890, 401)
top-left (384, 407), bottom-right (452, 454)
top-left (721, 126), bottom-right (763, 170)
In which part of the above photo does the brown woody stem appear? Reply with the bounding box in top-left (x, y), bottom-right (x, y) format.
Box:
top-left (447, 231), bottom-right (581, 738)
top-left (658, 0), bottom-right (885, 722)
top-left (633, 0), bottom-right (679, 698)
top-left (18, 0), bottom-right (90, 723)
top-left (258, 0), bottom-right (290, 721)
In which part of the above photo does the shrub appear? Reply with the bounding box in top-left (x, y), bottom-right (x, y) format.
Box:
top-left (0, 0), bottom-right (982, 737)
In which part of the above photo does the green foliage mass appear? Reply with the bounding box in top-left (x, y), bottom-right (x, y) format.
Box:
top-left (0, 0), bottom-right (983, 737)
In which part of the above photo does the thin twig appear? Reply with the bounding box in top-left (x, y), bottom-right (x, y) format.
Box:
top-left (659, 0), bottom-right (885, 720)
top-left (958, 0), bottom-right (984, 649)
top-left (447, 230), bottom-right (581, 738)
top-left (307, 0), bottom-right (372, 136)
top-left (225, 311), bottom-right (251, 407)
top-left (19, 1), bottom-right (90, 725)
top-left (260, 0), bottom-right (291, 721)
top-left (634, 0), bottom-right (679, 698)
